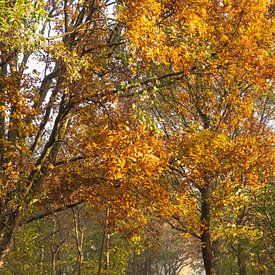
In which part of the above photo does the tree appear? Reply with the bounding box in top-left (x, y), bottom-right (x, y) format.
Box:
top-left (120, 0), bottom-right (274, 274)
top-left (3, 204), bottom-right (138, 274)
top-left (127, 224), bottom-right (203, 275)
top-left (0, 0), bottom-right (175, 266)
top-left (214, 183), bottom-right (275, 275)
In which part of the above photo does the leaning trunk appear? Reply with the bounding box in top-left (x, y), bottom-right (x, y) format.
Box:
top-left (0, 208), bottom-right (19, 268)
top-left (200, 186), bottom-right (215, 275)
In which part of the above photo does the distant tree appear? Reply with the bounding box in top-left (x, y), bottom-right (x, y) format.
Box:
top-left (127, 224), bottom-right (203, 275)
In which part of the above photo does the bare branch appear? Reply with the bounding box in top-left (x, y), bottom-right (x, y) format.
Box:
top-left (24, 201), bottom-right (85, 224)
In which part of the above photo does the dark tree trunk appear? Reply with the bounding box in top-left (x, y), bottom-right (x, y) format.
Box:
top-left (237, 247), bottom-right (247, 275)
top-left (0, 208), bottom-right (19, 268)
top-left (200, 187), bottom-right (215, 275)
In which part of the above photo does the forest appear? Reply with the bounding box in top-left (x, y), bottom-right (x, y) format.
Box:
top-left (0, 0), bottom-right (274, 274)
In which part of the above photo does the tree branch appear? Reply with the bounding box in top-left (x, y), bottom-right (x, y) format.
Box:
top-left (24, 201), bottom-right (85, 224)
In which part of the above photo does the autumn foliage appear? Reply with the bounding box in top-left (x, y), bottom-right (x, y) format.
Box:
top-left (0, 0), bottom-right (274, 273)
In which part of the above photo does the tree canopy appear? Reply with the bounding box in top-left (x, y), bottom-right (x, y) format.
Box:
top-left (0, 0), bottom-right (274, 274)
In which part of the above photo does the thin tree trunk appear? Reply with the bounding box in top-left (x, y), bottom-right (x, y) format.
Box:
top-left (51, 247), bottom-right (57, 275)
top-left (97, 207), bottom-right (109, 275)
top-left (237, 246), bottom-right (247, 275)
top-left (0, 63), bottom-right (7, 167)
top-left (104, 230), bottom-right (110, 271)
top-left (72, 207), bottom-right (84, 275)
top-left (200, 186), bottom-right (215, 275)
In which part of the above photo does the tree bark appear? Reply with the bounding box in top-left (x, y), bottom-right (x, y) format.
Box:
top-left (0, 63), bottom-right (7, 167)
top-left (72, 207), bottom-right (84, 275)
top-left (200, 186), bottom-right (215, 275)
top-left (97, 207), bottom-right (110, 275)
top-left (237, 246), bottom-right (247, 275)
top-left (0, 208), bottom-right (19, 268)
top-left (0, 94), bottom-right (71, 264)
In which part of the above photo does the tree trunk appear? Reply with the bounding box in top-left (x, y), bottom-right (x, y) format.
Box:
top-left (200, 187), bottom-right (215, 275)
top-left (104, 231), bottom-right (110, 271)
top-left (0, 208), bottom-right (19, 268)
top-left (237, 247), bottom-right (247, 275)
top-left (0, 64), bottom-right (7, 166)
top-left (72, 207), bottom-right (84, 275)
top-left (97, 207), bottom-right (109, 275)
